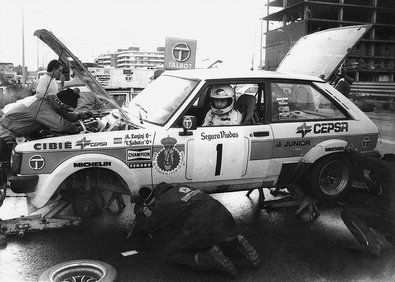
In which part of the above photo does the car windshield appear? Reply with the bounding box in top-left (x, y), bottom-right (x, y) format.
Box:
top-left (127, 75), bottom-right (199, 126)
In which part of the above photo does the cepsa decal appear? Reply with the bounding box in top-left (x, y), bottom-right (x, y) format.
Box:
top-left (34, 141), bottom-right (72, 150)
top-left (124, 133), bottom-right (153, 146)
top-left (200, 131), bottom-right (239, 141)
top-left (76, 137), bottom-right (107, 150)
top-left (296, 122), bottom-right (348, 138)
top-left (153, 136), bottom-right (185, 175)
top-left (127, 148), bottom-right (152, 169)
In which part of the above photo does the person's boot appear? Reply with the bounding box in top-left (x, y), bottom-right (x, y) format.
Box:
top-left (235, 235), bottom-right (260, 267)
top-left (196, 245), bottom-right (237, 277)
top-left (360, 242), bottom-right (382, 256)
top-left (370, 228), bottom-right (393, 248)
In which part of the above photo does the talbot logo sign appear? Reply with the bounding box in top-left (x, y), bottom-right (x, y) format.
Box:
top-left (172, 43), bottom-right (191, 62)
top-left (183, 116), bottom-right (193, 129)
top-left (29, 155), bottom-right (45, 170)
top-left (165, 37), bottom-right (197, 70)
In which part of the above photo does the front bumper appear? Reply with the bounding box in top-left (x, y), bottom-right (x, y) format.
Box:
top-left (8, 175), bottom-right (38, 193)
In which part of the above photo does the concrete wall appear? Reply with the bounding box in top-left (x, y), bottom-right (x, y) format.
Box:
top-left (265, 21), bottom-right (307, 70)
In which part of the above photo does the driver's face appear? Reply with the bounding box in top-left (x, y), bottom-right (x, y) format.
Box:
top-left (213, 99), bottom-right (228, 109)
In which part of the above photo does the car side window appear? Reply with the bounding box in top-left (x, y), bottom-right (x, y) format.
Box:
top-left (271, 82), bottom-right (346, 122)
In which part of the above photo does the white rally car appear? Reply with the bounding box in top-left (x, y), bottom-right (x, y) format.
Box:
top-left (5, 25), bottom-right (378, 219)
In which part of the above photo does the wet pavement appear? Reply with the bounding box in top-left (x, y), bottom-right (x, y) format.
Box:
top-left (366, 111), bottom-right (395, 154)
top-left (0, 111), bottom-right (394, 281)
top-left (1, 191), bottom-right (395, 282)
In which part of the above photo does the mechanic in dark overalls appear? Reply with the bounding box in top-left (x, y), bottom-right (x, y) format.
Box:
top-left (341, 143), bottom-right (395, 256)
top-left (134, 182), bottom-right (260, 277)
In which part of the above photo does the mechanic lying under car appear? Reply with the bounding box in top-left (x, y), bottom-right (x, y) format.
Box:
top-left (133, 182), bottom-right (260, 277)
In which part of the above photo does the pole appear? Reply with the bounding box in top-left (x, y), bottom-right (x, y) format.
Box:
top-left (21, 8), bottom-right (26, 87)
top-left (37, 37), bottom-right (40, 71)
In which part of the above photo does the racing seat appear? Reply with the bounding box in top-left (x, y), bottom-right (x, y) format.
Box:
top-left (236, 94), bottom-right (258, 125)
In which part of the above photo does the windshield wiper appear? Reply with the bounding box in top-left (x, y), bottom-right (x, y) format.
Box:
top-left (135, 103), bottom-right (148, 124)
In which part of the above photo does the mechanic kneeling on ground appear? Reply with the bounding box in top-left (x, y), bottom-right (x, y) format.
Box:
top-left (133, 182), bottom-right (260, 277)
top-left (341, 142), bottom-right (395, 256)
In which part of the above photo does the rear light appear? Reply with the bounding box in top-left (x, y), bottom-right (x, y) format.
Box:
top-left (10, 149), bottom-right (22, 174)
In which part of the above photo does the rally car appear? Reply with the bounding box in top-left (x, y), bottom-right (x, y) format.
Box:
top-left (4, 25), bottom-right (378, 219)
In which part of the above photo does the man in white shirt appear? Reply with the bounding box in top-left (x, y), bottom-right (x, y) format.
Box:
top-left (35, 60), bottom-right (65, 98)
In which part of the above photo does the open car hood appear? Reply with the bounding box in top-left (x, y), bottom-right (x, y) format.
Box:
top-left (276, 25), bottom-right (372, 82)
top-left (34, 29), bottom-right (131, 122)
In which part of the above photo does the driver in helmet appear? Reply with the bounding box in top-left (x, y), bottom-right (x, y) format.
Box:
top-left (202, 85), bottom-right (242, 126)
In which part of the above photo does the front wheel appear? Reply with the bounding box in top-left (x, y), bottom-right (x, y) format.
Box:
top-left (309, 154), bottom-right (352, 201)
top-left (38, 259), bottom-right (117, 282)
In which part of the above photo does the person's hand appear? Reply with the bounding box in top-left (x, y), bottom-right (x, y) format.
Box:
top-left (78, 111), bottom-right (94, 120)
top-left (59, 73), bottom-right (65, 86)
top-left (345, 142), bottom-right (357, 153)
top-left (296, 196), bottom-right (320, 222)
top-left (134, 201), bottom-right (145, 215)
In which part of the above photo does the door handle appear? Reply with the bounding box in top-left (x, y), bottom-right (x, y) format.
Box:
top-left (253, 131), bottom-right (270, 137)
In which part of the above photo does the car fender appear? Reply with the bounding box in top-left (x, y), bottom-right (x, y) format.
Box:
top-left (285, 139), bottom-right (348, 184)
top-left (302, 139), bottom-right (348, 164)
top-left (29, 154), bottom-right (139, 208)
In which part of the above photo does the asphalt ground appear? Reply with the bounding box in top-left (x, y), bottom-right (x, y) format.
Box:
top-left (0, 111), bottom-right (394, 282)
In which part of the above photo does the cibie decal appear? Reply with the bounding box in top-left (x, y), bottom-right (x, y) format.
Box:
top-left (153, 136), bottom-right (185, 175)
top-left (34, 141), bottom-right (72, 150)
top-left (29, 155), bottom-right (45, 170)
top-left (296, 123), bottom-right (312, 138)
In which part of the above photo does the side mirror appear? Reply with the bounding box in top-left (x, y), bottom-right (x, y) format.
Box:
top-left (179, 115), bottom-right (197, 136)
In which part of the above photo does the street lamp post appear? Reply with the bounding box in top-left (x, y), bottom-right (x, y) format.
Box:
top-left (21, 8), bottom-right (26, 87)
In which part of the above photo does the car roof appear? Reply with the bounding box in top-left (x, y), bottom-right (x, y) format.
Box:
top-left (162, 68), bottom-right (325, 82)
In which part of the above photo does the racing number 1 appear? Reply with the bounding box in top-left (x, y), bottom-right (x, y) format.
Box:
top-left (215, 144), bottom-right (223, 176)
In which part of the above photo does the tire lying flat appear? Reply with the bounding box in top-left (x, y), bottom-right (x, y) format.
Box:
top-left (38, 259), bottom-right (117, 282)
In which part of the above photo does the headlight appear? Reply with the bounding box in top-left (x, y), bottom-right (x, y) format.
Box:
top-left (10, 149), bottom-right (22, 174)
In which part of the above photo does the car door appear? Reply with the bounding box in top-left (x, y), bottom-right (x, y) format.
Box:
top-left (184, 82), bottom-right (274, 191)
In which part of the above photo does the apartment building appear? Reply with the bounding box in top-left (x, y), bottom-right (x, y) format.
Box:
top-left (262, 0), bottom-right (395, 96)
top-left (94, 47), bottom-right (165, 70)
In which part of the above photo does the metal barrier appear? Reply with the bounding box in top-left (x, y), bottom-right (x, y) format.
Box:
top-left (350, 82), bottom-right (395, 99)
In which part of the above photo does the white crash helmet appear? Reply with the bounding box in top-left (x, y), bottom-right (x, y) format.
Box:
top-left (209, 85), bottom-right (235, 115)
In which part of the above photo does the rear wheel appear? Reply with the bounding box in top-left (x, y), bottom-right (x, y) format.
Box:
top-left (309, 154), bottom-right (352, 200)
top-left (38, 259), bottom-right (117, 282)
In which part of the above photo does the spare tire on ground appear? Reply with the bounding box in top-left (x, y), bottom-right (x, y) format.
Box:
top-left (38, 259), bottom-right (117, 282)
